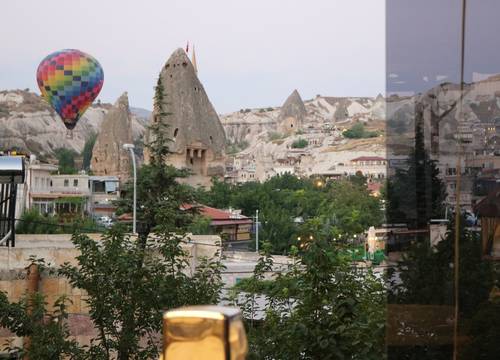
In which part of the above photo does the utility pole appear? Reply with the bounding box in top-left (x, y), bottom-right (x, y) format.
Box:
top-left (255, 209), bottom-right (259, 253)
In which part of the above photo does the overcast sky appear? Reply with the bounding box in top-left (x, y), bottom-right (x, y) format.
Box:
top-left (387, 0), bottom-right (500, 95)
top-left (1, 0), bottom-right (385, 113)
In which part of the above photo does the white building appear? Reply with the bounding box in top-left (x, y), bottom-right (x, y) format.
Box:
top-left (339, 156), bottom-right (387, 180)
top-left (89, 176), bottom-right (120, 217)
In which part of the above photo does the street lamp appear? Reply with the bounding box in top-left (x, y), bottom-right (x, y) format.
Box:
top-left (123, 143), bottom-right (136, 234)
top-left (255, 209), bottom-right (259, 253)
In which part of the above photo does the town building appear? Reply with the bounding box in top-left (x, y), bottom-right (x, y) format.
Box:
top-left (88, 176), bottom-right (120, 217)
top-left (22, 157), bottom-right (120, 219)
top-left (182, 204), bottom-right (253, 243)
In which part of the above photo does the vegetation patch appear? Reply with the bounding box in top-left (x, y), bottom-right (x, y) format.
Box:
top-left (343, 123), bottom-right (379, 139)
top-left (291, 138), bottom-right (308, 149)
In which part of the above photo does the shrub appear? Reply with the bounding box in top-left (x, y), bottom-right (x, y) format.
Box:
top-left (343, 123), bottom-right (379, 139)
top-left (291, 138), bottom-right (308, 149)
top-left (188, 215), bottom-right (214, 235)
top-left (16, 209), bottom-right (63, 234)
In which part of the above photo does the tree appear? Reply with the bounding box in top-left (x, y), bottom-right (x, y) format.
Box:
top-left (386, 123), bottom-right (446, 228)
top-left (52, 226), bottom-right (224, 359)
top-left (116, 75), bottom-right (196, 234)
top-left (82, 132), bottom-right (97, 171)
top-left (259, 205), bottom-right (297, 254)
top-left (203, 177), bottom-right (233, 209)
top-left (0, 292), bottom-right (83, 359)
top-left (231, 235), bottom-right (385, 359)
top-left (387, 218), bottom-right (499, 359)
top-left (54, 148), bottom-right (78, 174)
top-left (318, 179), bottom-right (383, 240)
top-left (188, 215), bottom-right (214, 235)
top-left (195, 174), bottom-right (380, 254)
top-left (0, 73), bottom-right (225, 359)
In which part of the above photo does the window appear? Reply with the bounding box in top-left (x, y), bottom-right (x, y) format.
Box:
top-left (64, 179), bottom-right (69, 187)
top-left (73, 179), bottom-right (78, 187)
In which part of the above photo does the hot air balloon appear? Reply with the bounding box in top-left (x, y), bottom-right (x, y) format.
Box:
top-left (36, 49), bottom-right (104, 134)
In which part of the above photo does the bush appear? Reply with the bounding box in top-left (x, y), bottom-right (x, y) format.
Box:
top-left (16, 209), bottom-right (63, 234)
top-left (343, 123), bottom-right (379, 139)
top-left (291, 138), bottom-right (308, 149)
top-left (16, 209), bottom-right (103, 234)
top-left (188, 215), bottom-right (214, 235)
top-left (54, 148), bottom-right (78, 174)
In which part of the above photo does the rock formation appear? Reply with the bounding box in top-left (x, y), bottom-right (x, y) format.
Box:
top-left (91, 92), bottom-right (133, 183)
top-left (278, 89), bottom-right (307, 134)
top-left (0, 89), bottom-right (147, 159)
top-left (145, 48), bottom-right (226, 187)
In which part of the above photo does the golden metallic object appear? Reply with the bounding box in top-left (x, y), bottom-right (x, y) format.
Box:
top-left (162, 305), bottom-right (248, 360)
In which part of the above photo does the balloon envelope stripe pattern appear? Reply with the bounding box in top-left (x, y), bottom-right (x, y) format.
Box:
top-left (37, 49), bottom-right (104, 130)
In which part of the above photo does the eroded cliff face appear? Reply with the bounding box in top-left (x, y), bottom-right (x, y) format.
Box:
top-left (0, 90), bottom-right (147, 158)
top-left (220, 93), bottom-right (386, 147)
top-left (146, 48), bottom-right (226, 187)
top-left (91, 92), bottom-right (133, 182)
top-left (278, 89), bottom-right (307, 134)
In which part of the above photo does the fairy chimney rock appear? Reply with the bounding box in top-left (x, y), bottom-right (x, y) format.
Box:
top-left (145, 48), bottom-right (226, 187)
top-left (91, 92), bottom-right (133, 182)
top-left (278, 89), bottom-right (306, 134)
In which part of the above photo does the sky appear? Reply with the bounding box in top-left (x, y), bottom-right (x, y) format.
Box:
top-left (0, 0), bottom-right (385, 113)
top-left (387, 0), bottom-right (500, 95)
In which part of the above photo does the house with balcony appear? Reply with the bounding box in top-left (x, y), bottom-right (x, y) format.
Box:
top-left (36, 174), bottom-right (90, 218)
top-left (89, 176), bottom-right (120, 217)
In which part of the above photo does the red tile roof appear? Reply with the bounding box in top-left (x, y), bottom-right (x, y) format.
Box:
top-left (181, 204), bottom-right (252, 225)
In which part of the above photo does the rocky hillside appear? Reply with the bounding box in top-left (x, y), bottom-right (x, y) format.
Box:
top-left (386, 74), bottom-right (500, 157)
top-left (0, 87), bottom-right (387, 168)
top-left (221, 93), bottom-right (385, 145)
top-left (0, 89), bottom-right (148, 159)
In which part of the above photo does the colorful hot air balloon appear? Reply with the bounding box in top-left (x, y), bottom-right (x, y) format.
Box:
top-left (36, 49), bottom-right (104, 130)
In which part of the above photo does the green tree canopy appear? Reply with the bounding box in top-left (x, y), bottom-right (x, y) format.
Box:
top-left (81, 132), bottom-right (97, 171)
top-left (54, 148), bottom-right (78, 174)
top-left (386, 123), bottom-right (446, 228)
top-left (231, 236), bottom-right (385, 359)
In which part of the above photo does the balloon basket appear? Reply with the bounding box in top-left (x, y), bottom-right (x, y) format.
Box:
top-left (66, 129), bottom-right (74, 139)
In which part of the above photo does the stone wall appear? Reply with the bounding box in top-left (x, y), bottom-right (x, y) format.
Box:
top-left (0, 233), bottom-right (221, 352)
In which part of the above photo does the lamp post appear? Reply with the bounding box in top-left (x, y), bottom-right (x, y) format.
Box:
top-left (255, 209), bottom-right (259, 253)
top-left (123, 143), bottom-right (136, 234)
